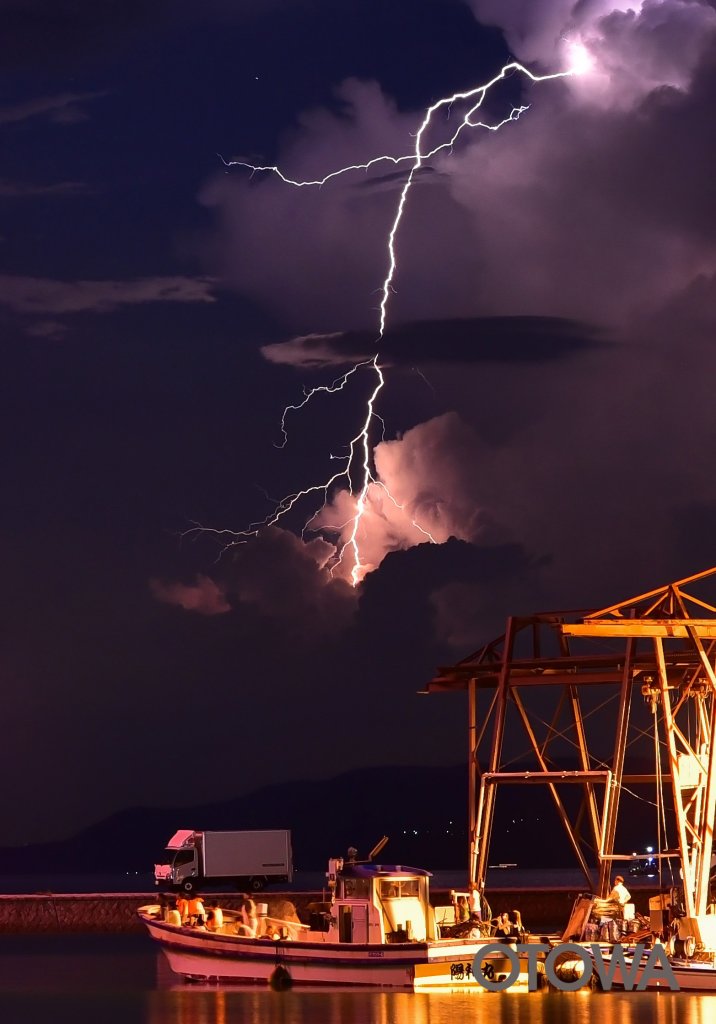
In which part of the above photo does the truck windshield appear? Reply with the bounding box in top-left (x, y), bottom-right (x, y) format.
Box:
top-left (172, 850), bottom-right (195, 867)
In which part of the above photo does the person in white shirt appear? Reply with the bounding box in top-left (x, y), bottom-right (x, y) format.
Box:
top-left (469, 886), bottom-right (481, 920)
top-left (608, 875), bottom-right (631, 906)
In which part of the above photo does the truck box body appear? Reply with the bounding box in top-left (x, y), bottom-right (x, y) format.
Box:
top-left (201, 830), bottom-right (292, 879)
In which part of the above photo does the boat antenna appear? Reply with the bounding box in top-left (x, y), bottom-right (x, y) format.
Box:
top-left (368, 836), bottom-right (389, 861)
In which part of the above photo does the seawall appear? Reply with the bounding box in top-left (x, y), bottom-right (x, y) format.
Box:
top-left (0, 892), bottom-right (321, 935)
top-left (0, 887), bottom-right (660, 935)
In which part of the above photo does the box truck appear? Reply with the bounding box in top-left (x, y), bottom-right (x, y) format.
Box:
top-left (154, 829), bottom-right (293, 892)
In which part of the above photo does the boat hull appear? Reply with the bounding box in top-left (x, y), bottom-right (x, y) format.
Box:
top-left (141, 915), bottom-right (523, 990)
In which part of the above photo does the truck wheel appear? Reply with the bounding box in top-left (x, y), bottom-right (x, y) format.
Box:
top-left (182, 880), bottom-right (195, 893)
top-left (249, 877), bottom-right (265, 892)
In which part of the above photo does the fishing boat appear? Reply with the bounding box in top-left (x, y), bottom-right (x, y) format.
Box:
top-left (139, 852), bottom-right (536, 989)
top-left (429, 566), bottom-right (716, 991)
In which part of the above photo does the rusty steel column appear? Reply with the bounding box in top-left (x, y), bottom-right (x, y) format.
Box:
top-left (474, 617), bottom-right (515, 891)
top-left (656, 635), bottom-right (696, 917)
top-left (468, 676), bottom-right (478, 885)
top-left (597, 637), bottom-right (635, 898)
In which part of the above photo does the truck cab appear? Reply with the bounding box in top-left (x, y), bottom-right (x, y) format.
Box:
top-left (154, 830), bottom-right (200, 890)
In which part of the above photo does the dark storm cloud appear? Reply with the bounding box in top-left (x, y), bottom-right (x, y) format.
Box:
top-left (0, 91), bottom-right (106, 125)
top-left (152, 527), bottom-right (356, 639)
top-left (600, 53), bottom-right (716, 242)
top-left (225, 528), bottom-right (356, 636)
top-left (0, 274), bottom-right (216, 315)
top-left (261, 315), bottom-right (606, 369)
top-left (358, 538), bottom-right (545, 655)
top-left (0, 2), bottom-right (160, 69)
top-left (174, 0), bottom-right (311, 20)
top-left (149, 575), bottom-right (231, 616)
top-left (0, 0), bottom-right (304, 70)
top-left (0, 179), bottom-right (91, 198)
top-left (22, 319), bottom-right (68, 340)
top-left (352, 166), bottom-right (439, 190)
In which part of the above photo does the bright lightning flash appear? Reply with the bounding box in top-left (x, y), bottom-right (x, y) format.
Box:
top-left (199, 59), bottom-right (582, 586)
top-left (564, 38), bottom-right (595, 78)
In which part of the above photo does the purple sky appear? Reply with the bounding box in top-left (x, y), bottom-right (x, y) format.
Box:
top-left (3, 0), bottom-right (716, 844)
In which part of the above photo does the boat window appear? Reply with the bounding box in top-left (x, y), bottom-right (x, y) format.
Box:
top-left (341, 877), bottom-right (370, 899)
top-left (379, 879), bottom-right (419, 899)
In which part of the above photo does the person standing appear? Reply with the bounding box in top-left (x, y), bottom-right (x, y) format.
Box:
top-left (187, 894), bottom-right (206, 927)
top-left (608, 875), bottom-right (631, 906)
top-left (176, 894), bottom-right (189, 924)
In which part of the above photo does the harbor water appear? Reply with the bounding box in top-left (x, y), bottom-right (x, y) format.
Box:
top-left (1, 934), bottom-right (715, 1023)
top-left (0, 867), bottom-right (664, 894)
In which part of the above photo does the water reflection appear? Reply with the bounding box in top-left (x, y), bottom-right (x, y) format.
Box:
top-left (1, 938), bottom-right (716, 1024)
top-left (605, 992), bottom-right (714, 1024)
top-left (147, 989), bottom-right (527, 1024)
top-left (145, 987), bottom-right (716, 1024)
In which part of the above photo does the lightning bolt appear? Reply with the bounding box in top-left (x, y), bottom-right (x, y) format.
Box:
top-left (205, 58), bottom-right (582, 585)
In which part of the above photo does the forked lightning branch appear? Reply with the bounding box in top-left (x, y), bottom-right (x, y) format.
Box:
top-left (194, 49), bottom-right (589, 583)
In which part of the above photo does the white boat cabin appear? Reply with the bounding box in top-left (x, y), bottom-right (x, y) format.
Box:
top-left (322, 860), bottom-right (438, 943)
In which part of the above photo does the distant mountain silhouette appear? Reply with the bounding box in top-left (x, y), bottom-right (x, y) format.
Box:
top-left (0, 762), bottom-right (660, 874)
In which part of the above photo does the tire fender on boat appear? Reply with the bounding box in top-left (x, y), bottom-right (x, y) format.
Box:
top-left (674, 935), bottom-right (696, 959)
top-left (548, 950), bottom-right (601, 991)
top-left (269, 964), bottom-right (293, 991)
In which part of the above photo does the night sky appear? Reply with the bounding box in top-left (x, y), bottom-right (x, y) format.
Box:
top-left (3, 0), bottom-right (716, 846)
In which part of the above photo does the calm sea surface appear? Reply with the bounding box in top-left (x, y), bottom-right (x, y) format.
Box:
top-left (0, 868), bottom-right (663, 894)
top-left (0, 935), bottom-right (713, 1024)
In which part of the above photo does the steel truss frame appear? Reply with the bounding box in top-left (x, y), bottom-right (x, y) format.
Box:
top-left (426, 568), bottom-right (716, 914)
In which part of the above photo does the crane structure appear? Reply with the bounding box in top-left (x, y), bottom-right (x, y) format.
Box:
top-left (426, 567), bottom-right (716, 947)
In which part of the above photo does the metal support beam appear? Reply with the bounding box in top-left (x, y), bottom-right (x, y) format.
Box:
top-left (474, 617), bottom-right (515, 893)
top-left (598, 638), bottom-right (635, 898)
top-left (656, 636), bottom-right (696, 917)
top-left (565, 620), bottom-right (716, 638)
top-left (467, 677), bottom-right (477, 886)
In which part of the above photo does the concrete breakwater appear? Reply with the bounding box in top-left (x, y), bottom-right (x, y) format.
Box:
top-left (0, 892), bottom-right (321, 934)
top-left (0, 887), bottom-right (660, 935)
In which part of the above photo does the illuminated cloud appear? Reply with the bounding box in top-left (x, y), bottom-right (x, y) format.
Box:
top-left (195, 0), bottom-right (716, 607)
top-left (150, 575), bottom-right (231, 616)
top-left (0, 274), bottom-right (217, 315)
top-left (313, 412), bottom-right (498, 581)
top-left (200, 1), bottom-right (716, 335)
top-left (199, 78), bottom-right (419, 332)
top-left (261, 331), bottom-right (368, 369)
top-left (465, 0), bottom-right (716, 104)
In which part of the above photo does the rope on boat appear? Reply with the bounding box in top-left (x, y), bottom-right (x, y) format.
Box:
top-left (265, 916), bottom-right (311, 930)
